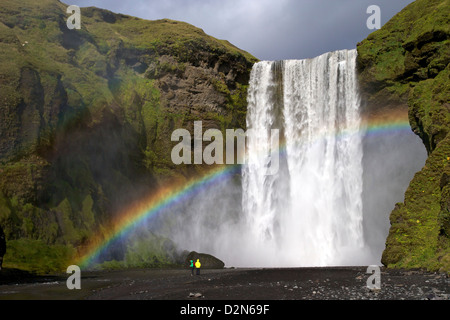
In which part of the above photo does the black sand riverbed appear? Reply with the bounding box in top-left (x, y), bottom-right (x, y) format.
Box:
top-left (0, 267), bottom-right (448, 301)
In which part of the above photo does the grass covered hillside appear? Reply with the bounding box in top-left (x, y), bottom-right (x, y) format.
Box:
top-left (357, 0), bottom-right (450, 272)
top-left (0, 0), bottom-right (256, 273)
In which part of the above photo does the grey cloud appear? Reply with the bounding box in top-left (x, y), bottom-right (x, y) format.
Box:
top-left (69, 0), bottom-right (415, 60)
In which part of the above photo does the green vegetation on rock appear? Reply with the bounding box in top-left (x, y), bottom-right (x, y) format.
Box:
top-left (0, 0), bottom-right (257, 272)
top-left (3, 238), bottom-right (75, 274)
top-left (357, 0), bottom-right (450, 272)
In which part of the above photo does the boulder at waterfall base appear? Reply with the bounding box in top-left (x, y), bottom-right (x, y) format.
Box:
top-left (184, 251), bottom-right (225, 269)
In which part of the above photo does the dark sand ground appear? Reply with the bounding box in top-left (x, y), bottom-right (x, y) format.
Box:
top-left (0, 267), bottom-right (448, 300)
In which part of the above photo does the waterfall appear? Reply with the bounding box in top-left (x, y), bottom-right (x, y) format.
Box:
top-left (242, 49), bottom-right (366, 267)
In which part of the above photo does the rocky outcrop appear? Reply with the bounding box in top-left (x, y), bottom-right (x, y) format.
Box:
top-left (357, 0), bottom-right (449, 272)
top-left (184, 251), bottom-right (225, 269)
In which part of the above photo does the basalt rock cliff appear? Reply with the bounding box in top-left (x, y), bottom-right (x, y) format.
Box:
top-left (357, 0), bottom-right (449, 272)
top-left (0, 0), bottom-right (256, 272)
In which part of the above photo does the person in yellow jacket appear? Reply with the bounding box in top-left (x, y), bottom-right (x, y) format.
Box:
top-left (195, 259), bottom-right (201, 275)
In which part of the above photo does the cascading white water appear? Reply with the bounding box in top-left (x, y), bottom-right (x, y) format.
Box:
top-left (163, 49), bottom-right (386, 267)
top-left (242, 49), bottom-right (366, 267)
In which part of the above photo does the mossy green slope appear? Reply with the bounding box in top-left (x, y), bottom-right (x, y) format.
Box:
top-left (357, 0), bottom-right (449, 272)
top-left (0, 0), bottom-right (256, 273)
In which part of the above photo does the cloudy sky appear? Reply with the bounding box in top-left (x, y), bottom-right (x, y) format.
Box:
top-left (69, 0), bottom-right (414, 61)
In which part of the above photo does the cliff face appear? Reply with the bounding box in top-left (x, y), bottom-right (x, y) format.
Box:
top-left (0, 0), bottom-right (256, 271)
top-left (1, 0), bottom-right (447, 274)
top-left (357, 0), bottom-right (449, 272)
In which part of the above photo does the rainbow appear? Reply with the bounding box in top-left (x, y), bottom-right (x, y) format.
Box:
top-left (77, 115), bottom-right (414, 269)
top-left (361, 113), bottom-right (412, 137)
top-left (77, 165), bottom-right (241, 268)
